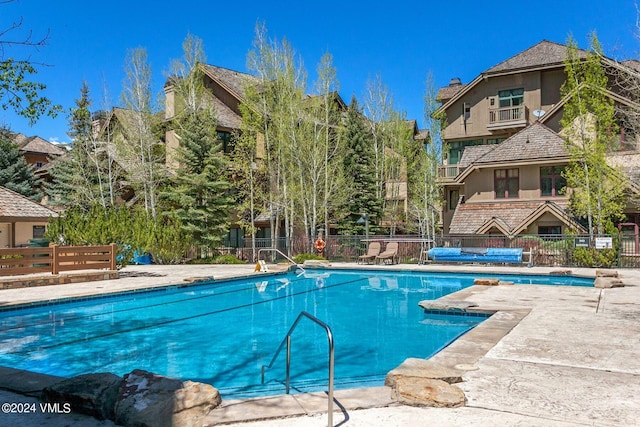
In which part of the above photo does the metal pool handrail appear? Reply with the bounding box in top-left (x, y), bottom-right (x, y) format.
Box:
top-left (257, 248), bottom-right (305, 273)
top-left (261, 311), bottom-right (335, 427)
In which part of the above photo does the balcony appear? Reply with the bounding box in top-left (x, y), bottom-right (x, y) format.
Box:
top-left (438, 165), bottom-right (466, 182)
top-left (488, 105), bottom-right (528, 130)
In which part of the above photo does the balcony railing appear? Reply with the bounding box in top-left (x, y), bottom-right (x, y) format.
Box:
top-left (438, 165), bottom-right (465, 180)
top-left (488, 105), bottom-right (528, 129)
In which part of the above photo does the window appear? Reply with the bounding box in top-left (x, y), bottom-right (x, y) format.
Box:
top-left (462, 102), bottom-right (470, 121)
top-left (486, 138), bottom-right (505, 145)
top-left (216, 131), bottom-right (234, 154)
top-left (449, 189), bottom-right (459, 210)
top-left (540, 166), bottom-right (566, 197)
top-left (223, 227), bottom-right (245, 248)
top-left (33, 225), bottom-right (46, 238)
top-left (35, 162), bottom-right (45, 168)
top-left (538, 225), bottom-right (561, 235)
top-left (447, 139), bottom-right (483, 164)
top-left (498, 88), bottom-right (524, 108)
top-left (494, 168), bottom-right (519, 198)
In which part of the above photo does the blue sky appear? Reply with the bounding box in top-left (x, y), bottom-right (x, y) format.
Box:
top-left (2, 0), bottom-right (639, 144)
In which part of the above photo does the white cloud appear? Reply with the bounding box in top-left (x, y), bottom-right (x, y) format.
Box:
top-left (48, 137), bottom-right (71, 150)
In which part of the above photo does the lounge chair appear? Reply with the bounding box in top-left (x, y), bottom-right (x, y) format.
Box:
top-left (358, 242), bottom-right (381, 264)
top-left (376, 242), bottom-right (398, 265)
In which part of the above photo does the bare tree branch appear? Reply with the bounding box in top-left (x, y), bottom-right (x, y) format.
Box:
top-left (0, 6), bottom-right (51, 61)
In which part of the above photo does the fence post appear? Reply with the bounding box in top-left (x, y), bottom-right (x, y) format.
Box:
top-left (52, 245), bottom-right (59, 275)
top-left (109, 243), bottom-right (117, 271)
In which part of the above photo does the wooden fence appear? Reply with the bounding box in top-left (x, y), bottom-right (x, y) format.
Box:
top-left (0, 244), bottom-right (117, 276)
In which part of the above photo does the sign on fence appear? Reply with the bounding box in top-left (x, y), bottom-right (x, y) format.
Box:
top-left (595, 237), bottom-right (613, 249)
top-left (574, 237), bottom-right (590, 248)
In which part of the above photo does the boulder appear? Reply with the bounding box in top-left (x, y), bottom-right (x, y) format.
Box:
top-left (302, 259), bottom-right (331, 268)
top-left (595, 269), bottom-right (619, 278)
top-left (594, 277), bottom-right (625, 288)
top-left (114, 369), bottom-right (221, 427)
top-left (473, 278), bottom-right (499, 286)
top-left (42, 373), bottom-right (121, 420)
top-left (392, 377), bottom-right (466, 408)
top-left (550, 269), bottom-right (572, 276)
top-left (385, 358), bottom-right (463, 387)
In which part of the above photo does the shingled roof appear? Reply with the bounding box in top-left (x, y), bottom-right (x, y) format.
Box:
top-left (17, 135), bottom-right (66, 156)
top-left (449, 200), bottom-right (575, 235)
top-left (0, 186), bottom-right (58, 220)
top-left (485, 40), bottom-right (588, 74)
top-left (620, 59), bottom-right (640, 73)
top-left (437, 40), bottom-right (589, 112)
top-left (201, 64), bottom-right (260, 100)
top-left (606, 151), bottom-right (640, 189)
top-left (8, 132), bottom-right (66, 157)
top-left (436, 83), bottom-right (466, 103)
top-left (209, 95), bottom-right (242, 129)
top-left (459, 122), bottom-right (568, 168)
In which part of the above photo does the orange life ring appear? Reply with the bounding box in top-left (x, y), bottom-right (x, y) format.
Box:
top-left (314, 238), bottom-right (326, 252)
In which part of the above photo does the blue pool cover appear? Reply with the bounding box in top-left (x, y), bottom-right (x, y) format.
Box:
top-left (428, 247), bottom-right (523, 263)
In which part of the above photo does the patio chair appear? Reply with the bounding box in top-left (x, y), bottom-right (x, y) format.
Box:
top-left (358, 242), bottom-right (381, 264)
top-left (376, 242), bottom-right (399, 265)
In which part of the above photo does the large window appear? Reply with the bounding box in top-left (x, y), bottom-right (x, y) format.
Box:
top-left (223, 227), bottom-right (245, 248)
top-left (498, 88), bottom-right (524, 108)
top-left (538, 225), bottom-right (561, 235)
top-left (540, 166), bottom-right (566, 197)
top-left (494, 168), bottom-right (519, 198)
top-left (447, 139), bottom-right (483, 164)
top-left (217, 131), bottom-right (234, 154)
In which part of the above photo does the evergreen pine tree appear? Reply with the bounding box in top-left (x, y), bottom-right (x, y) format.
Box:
top-left (339, 97), bottom-right (383, 234)
top-left (47, 83), bottom-right (105, 209)
top-left (0, 128), bottom-right (43, 201)
top-left (162, 111), bottom-right (232, 252)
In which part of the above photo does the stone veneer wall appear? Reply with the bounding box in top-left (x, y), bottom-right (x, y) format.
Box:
top-left (0, 271), bottom-right (119, 290)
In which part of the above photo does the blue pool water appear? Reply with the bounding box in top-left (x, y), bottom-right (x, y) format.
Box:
top-left (0, 269), bottom-right (592, 398)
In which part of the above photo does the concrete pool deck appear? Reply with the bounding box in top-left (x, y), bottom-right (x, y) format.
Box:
top-left (0, 263), bottom-right (639, 426)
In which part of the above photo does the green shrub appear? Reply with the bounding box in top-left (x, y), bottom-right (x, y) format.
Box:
top-left (292, 253), bottom-right (325, 263)
top-left (573, 247), bottom-right (617, 268)
top-left (45, 204), bottom-right (190, 266)
top-left (187, 257), bottom-right (215, 264)
top-left (212, 254), bottom-right (245, 264)
top-left (188, 254), bottom-right (245, 264)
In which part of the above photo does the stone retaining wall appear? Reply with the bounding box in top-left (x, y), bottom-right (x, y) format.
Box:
top-left (0, 270), bottom-right (119, 290)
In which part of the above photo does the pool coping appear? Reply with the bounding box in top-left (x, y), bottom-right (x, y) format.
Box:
top-left (0, 270), bottom-right (273, 311)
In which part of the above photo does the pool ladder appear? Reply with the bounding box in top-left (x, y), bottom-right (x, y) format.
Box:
top-left (257, 248), bottom-right (306, 273)
top-left (261, 311), bottom-right (335, 427)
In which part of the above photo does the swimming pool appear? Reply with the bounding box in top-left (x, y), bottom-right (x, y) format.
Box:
top-left (0, 269), bottom-right (592, 398)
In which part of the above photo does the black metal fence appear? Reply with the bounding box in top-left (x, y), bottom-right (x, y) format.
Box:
top-left (228, 233), bottom-right (640, 268)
